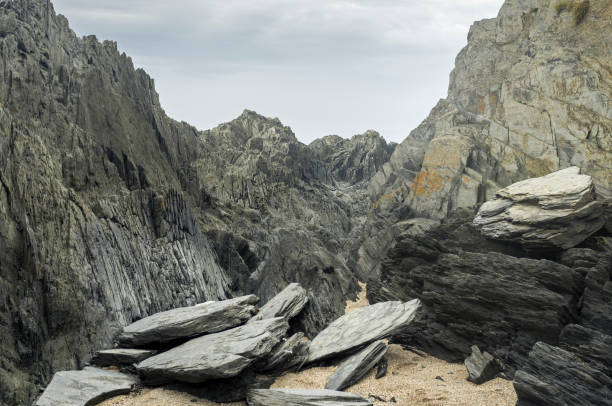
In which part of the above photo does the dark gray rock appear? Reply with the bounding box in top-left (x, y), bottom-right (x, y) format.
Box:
top-left (136, 317), bottom-right (288, 384)
top-left (375, 357), bottom-right (388, 379)
top-left (366, 216), bottom-right (582, 375)
top-left (247, 389), bottom-right (373, 406)
top-left (90, 349), bottom-right (157, 367)
top-left (325, 340), bottom-right (388, 390)
top-left (263, 333), bottom-right (309, 372)
top-left (118, 295), bottom-right (258, 346)
top-left (464, 346), bottom-right (500, 384)
top-left (35, 367), bottom-right (137, 406)
top-left (307, 300), bottom-right (420, 363)
top-left (559, 324), bottom-right (612, 376)
top-left (513, 342), bottom-right (612, 406)
top-left (249, 283), bottom-right (308, 323)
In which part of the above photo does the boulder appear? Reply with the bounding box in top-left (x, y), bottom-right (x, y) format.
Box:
top-left (90, 349), bottom-right (157, 367)
top-left (514, 342), bottom-right (612, 406)
top-left (35, 367), bottom-right (137, 406)
top-left (118, 294), bottom-right (258, 346)
top-left (136, 317), bottom-right (288, 384)
top-left (325, 340), bottom-right (388, 390)
top-left (307, 300), bottom-right (420, 363)
top-left (473, 167), bottom-right (604, 250)
top-left (248, 283), bottom-right (308, 323)
top-left (263, 333), bottom-right (309, 372)
top-left (247, 389), bottom-right (373, 406)
top-left (464, 345), bottom-right (500, 384)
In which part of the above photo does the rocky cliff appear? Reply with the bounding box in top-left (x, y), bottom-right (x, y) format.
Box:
top-left (0, 1), bottom-right (390, 404)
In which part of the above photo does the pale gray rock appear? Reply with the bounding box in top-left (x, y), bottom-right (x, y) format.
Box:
top-left (248, 283), bottom-right (308, 323)
top-left (247, 389), bottom-right (373, 406)
top-left (136, 317), bottom-right (288, 384)
top-left (473, 167), bottom-right (605, 250)
top-left (263, 333), bottom-right (310, 372)
top-left (325, 340), bottom-right (388, 391)
top-left (118, 295), bottom-right (258, 346)
top-left (35, 367), bottom-right (137, 406)
top-left (90, 349), bottom-right (157, 367)
top-left (307, 300), bottom-right (420, 363)
top-left (464, 346), bottom-right (500, 384)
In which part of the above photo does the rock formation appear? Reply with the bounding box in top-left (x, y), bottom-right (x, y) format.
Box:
top-left (464, 346), bottom-right (501, 384)
top-left (473, 167), bottom-right (604, 250)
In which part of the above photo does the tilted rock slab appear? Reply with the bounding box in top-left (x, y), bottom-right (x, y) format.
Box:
top-left (118, 294), bottom-right (259, 346)
top-left (90, 349), bottom-right (157, 367)
top-left (325, 340), bottom-right (388, 390)
top-left (307, 300), bottom-right (420, 363)
top-left (248, 283), bottom-right (308, 323)
top-left (247, 389), bottom-right (373, 406)
top-left (263, 332), bottom-right (309, 372)
top-left (136, 317), bottom-right (288, 384)
top-left (473, 167), bottom-right (604, 250)
top-left (36, 367), bottom-right (137, 406)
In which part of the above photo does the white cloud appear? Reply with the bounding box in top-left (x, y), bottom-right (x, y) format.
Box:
top-left (51, 0), bottom-right (505, 142)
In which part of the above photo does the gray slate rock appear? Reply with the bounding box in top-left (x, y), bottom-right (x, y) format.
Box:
top-left (325, 340), bottom-right (388, 390)
top-left (136, 317), bottom-right (288, 384)
top-left (473, 167), bottom-right (604, 250)
top-left (118, 295), bottom-right (258, 346)
top-left (247, 389), bottom-right (373, 406)
top-left (90, 349), bottom-right (157, 367)
top-left (248, 283), bottom-right (308, 323)
top-left (464, 345), bottom-right (500, 384)
top-left (307, 300), bottom-right (420, 363)
top-left (263, 333), bottom-right (309, 372)
top-left (36, 367), bottom-right (137, 406)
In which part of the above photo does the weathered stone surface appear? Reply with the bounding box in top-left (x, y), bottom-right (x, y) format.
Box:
top-left (263, 333), bottom-right (309, 372)
top-left (247, 389), bottom-right (373, 406)
top-left (473, 167), bottom-right (605, 250)
top-left (367, 215), bottom-right (582, 375)
top-left (136, 317), bottom-right (288, 384)
top-left (35, 367), bottom-right (137, 406)
top-left (249, 283), bottom-right (308, 323)
top-left (307, 300), bottom-right (420, 363)
top-left (118, 295), bottom-right (258, 346)
top-left (464, 345), bottom-right (500, 384)
top-left (325, 340), bottom-right (388, 391)
top-left (514, 342), bottom-right (612, 406)
top-left (90, 349), bottom-right (157, 367)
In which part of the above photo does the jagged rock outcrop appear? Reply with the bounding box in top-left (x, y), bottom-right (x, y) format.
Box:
top-left (118, 295), bottom-right (258, 346)
top-left (35, 367), bottom-right (137, 406)
top-left (366, 214), bottom-right (582, 374)
top-left (136, 317), bottom-right (289, 384)
top-left (369, 0), bottom-right (611, 221)
top-left (309, 131), bottom-right (396, 185)
top-left (325, 340), bottom-right (388, 391)
top-left (307, 300), bottom-right (420, 363)
top-left (247, 389), bottom-right (373, 406)
top-left (474, 167), bottom-right (604, 250)
top-left (0, 0), bottom-right (383, 402)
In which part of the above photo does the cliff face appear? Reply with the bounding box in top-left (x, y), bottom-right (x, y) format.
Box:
top-left (0, 1), bottom-right (389, 404)
top-left (369, 0), bottom-right (611, 219)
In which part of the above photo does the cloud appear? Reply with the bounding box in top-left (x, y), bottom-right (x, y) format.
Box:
top-left (51, 0), bottom-right (505, 142)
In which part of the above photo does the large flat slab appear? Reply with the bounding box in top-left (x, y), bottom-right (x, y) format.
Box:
top-left (35, 367), bottom-right (137, 406)
top-left (325, 340), bottom-right (388, 390)
top-left (248, 283), bottom-right (308, 323)
top-left (307, 300), bottom-right (420, 363)
top-left (136, 317), bottom-right (289, 384)
top-left (90, 349), bottom-right (157, 367)
top-left (118, 294), bottom-right (258, 346)
top-left (247, 389), bottom-right (373, 406)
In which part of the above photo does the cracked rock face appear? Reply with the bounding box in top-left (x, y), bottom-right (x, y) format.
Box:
top-left (473, 167), bottom-right (605, 250)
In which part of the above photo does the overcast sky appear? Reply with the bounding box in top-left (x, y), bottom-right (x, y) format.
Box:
top-left (51, 0), bottom-right (505, 143)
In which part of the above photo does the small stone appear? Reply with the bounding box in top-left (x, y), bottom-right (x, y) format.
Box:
top-left (464, 345), bottom-right (500, 384)
top-left (375, 357), bottom-right (388, 379)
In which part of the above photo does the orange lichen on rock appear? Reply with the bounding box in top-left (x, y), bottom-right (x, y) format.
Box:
top-left (410, 168), bottom-right (445, 198)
